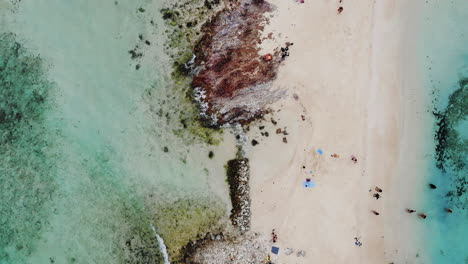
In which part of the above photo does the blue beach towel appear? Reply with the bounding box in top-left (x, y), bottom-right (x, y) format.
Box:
top-left (317, 149), bottom-right (323, 155)
top-left (271, 246), bottom-right (280, 255)
top-left (303, 180), bottom-right (315, 188)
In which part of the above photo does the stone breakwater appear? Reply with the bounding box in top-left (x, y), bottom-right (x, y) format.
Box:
top-left (192, 0), bottom-right (284, 126)
top-left (226, 158), bottom-right (251, 232)
top-left (184, 232), bottom-right (270, 264)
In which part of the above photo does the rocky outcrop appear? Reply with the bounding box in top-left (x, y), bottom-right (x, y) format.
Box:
top-left (226, 158), bottom-right (251, 232)
top-left (192, 0), bottom-right (284, 126)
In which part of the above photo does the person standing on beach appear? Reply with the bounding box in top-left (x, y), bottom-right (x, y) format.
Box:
top-left (338, 6), bottom-right (344, 14)
top-left (429, 183), bottom-right (437, 189)
top-left (371, 210), bottom-right (379, 215)
top-left (418, 213), bottom-right (427, 219)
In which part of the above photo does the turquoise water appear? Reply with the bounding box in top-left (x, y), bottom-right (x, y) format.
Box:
top-left (420, 1), bottom-right (468, 263)
top-left (0, 1), bottom-right (230, 263)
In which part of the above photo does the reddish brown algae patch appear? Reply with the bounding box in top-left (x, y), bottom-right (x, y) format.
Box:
top-left (192, 0), bottom-right (284, 127)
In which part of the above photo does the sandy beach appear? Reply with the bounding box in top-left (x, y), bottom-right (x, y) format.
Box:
top-left (247, 0), bottom-right (429, 263)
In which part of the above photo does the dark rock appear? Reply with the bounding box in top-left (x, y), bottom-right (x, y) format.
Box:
top-left (276, 128), bottom-right (282, 134)
top-left (259, 126), bottom-right (265, 130)
top-left (163, 146), bottom-right (169, 152)
top-left (208, 151), bottom-right (214, 159)
top-left (283, 137), bottom-right (287, 143)
top-left (251, 139), bottom-right (259, 146)
top-left (145, 40), bottom-right (151, 46)
top-left (138, 7), bottom-right (145, 12)
top-left (264, 132), bottom-right (269, 137)
top-left (271, 118), bottom-right (277, 125)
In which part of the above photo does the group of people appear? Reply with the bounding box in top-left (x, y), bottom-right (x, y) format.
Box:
top-left (281, 42), bottom-right (293, 61)
top-left (338, 0), bottom-right (344, 14)
top-left (271, 229), bottom-right (278, 243)
top-left (405, 183), bottom-right (453, 219)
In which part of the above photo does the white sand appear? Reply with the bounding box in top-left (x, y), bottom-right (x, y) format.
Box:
top-left (248, 0), bottom-right (429, 263)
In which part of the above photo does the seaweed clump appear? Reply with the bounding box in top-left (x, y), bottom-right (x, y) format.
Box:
top-left (433, 77), bottom-right (467, 209)
top-left (152, 198), bottom-right (226, 262)
top-left (157, 0), bottom-right (226, 144)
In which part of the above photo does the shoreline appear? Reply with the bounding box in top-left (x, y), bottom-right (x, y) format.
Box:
top-left (175, 0), bottom-right (441, 263)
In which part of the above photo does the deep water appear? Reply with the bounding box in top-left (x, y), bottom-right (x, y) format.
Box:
top-left (420, 1), bottom-right (468, 263)
top-left (0, 1), bottom-right (230, 263)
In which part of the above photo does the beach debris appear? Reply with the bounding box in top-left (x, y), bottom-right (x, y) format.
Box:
top-left (429, 183), bottom-right (437, 189)
top-left (317, 148), bottom-right (323, 155)
top-left (271, 246), bottom-right (280, 255)
top-left (282, 137), bottom-right (288, 143)
top-left (276, 128), bottom-right (282, 134)
top-left (445, 208), bottom-right (453, 213)
top-left (338, 6), bottom-right (344, 14)
top-left (418, 213), bottom-right (427, 219)
top-left (406, 209), bottom-right (416, 213)
top-left (375, 187), bottom-right (383, 193)
top-left (371, 210), bottom-right (380, 215)
top-left (296, 250), bottom-right (306, 257)
top-left (251, 139), bottom-right (259, 146)
top-left (284, 248), bottom-right (294, 255)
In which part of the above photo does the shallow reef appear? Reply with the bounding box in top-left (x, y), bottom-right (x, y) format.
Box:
top-left (433, 77), bottom-right (467, 210)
